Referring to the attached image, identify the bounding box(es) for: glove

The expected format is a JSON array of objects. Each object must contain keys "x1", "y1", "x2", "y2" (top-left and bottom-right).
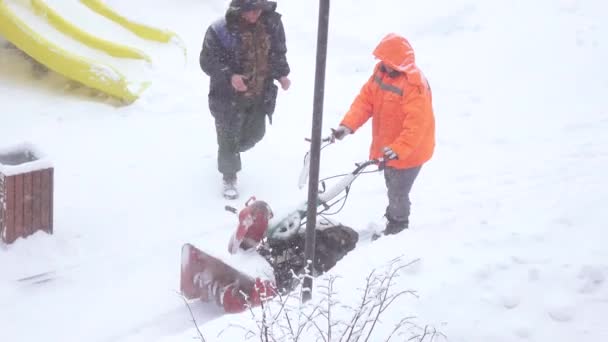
[
  {"x1": 331, "y1": 125, "x2": 352, "y2": 141},
  {"x1": 278, "y1": 76, "x2": 291, "y2": 90},
  {"x1": 383, "y1": 146, "x2": 398, "y2": 160}
]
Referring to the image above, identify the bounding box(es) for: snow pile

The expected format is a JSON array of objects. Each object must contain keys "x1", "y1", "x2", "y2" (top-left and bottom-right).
[
  {"x1": 4, "y1": 0, "x2": 152, "y2": 83},
  {"x1": 0, "y1": 142, "x2": 52, "y2": 176}
]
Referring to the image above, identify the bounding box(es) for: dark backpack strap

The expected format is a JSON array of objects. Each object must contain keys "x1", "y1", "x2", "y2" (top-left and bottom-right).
[{"x1": 211, "y1": 18, "x2": 237, "y2": 50}]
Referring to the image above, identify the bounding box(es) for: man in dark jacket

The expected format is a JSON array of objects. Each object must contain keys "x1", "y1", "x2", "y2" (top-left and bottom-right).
[{"x1": 200, "y1": 0, "x2": 291, "y2": 199}]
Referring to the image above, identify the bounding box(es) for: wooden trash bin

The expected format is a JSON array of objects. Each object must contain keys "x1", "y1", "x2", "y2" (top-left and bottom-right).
[{"x1": 0, "y1": 144, "x2": 53, "y2": 244}]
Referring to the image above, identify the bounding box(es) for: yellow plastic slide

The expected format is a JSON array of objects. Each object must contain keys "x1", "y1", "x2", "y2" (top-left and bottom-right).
[{"x1": 0, "y1": 0, "x2": 180, "y2": 103}]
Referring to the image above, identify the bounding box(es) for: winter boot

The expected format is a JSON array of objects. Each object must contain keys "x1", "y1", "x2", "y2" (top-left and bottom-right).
[
  {"x1": 384, "y1": 217, "x2": 408, "y2": 235},
  {"x1": 222, "y1": 173, "x2": 238, "y2": 200}
]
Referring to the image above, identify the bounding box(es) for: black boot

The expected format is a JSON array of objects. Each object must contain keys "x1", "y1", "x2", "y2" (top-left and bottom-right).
[{"x1": 384, "y1": 217, "x2": 408, "y2": 235}]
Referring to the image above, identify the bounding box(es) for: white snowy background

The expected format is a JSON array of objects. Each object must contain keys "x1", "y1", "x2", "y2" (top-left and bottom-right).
[{"x1": 1, "y1": 0, "x2": 607, "y2": 341}]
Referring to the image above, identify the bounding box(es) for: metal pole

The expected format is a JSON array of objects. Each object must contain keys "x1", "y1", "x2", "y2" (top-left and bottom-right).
[{"x1": 302, "y1": 0, "x2": 330, "y2": 303}]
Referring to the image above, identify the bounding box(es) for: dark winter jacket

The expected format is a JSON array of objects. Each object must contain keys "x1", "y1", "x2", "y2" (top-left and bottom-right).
[{"x1": 200, "y1": 1, "x2": 290, "y2": 116}]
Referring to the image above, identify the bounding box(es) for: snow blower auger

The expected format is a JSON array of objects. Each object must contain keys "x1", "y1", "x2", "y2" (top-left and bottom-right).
[{"x1": 180, "y1": 133, "x2": 386, "y2": 313}]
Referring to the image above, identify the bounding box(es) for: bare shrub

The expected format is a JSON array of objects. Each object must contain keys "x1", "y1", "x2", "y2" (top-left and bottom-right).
[{"x1": 183, "y1": 256, "x2": 447, "y2": 342}]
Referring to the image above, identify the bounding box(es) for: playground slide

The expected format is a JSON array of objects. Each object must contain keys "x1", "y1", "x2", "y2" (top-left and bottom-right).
[{"x1": 0, "y1": 0, "x2": 181, "y2": 103}]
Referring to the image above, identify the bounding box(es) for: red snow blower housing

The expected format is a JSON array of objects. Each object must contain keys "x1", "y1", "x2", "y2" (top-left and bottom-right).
[{"x1": 227, "y1": 197, "x2": 273, "y2": 254}]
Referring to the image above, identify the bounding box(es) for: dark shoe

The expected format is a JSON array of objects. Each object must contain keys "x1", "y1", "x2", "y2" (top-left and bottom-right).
[{"x1": 384, "y1": 218, "x2": 408, "y2": 235}]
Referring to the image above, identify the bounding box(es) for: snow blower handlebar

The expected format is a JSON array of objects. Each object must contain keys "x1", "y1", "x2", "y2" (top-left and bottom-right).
[
  {"x1": 298, "y1": 134, "x2": 336, "y2": 189},
  {"x1": 304, "y1": 136, "x2": 333, "y2": 143},
  {"x1": 268, "y1": 155, "x2": 385, "y2": 240},
  {"x1": 317, "y1": 158, "x2": 384, "y2": 204}
]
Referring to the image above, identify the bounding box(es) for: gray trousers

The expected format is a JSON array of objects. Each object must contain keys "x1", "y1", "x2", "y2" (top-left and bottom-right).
[
  {"x1": 214, "y1": 97, "x2": 266, "y2": 176},
  {"x1": 384, "y1": 165, "x2": 422, "y2": 224}
]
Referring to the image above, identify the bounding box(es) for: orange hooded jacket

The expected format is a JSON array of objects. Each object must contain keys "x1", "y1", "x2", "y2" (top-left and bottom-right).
[{"x1": 340, "y1": 33, "x2": 435, "y2": 169}]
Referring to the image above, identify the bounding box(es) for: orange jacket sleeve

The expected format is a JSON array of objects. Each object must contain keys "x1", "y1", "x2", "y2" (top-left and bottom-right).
[
  {"x1": 389, "y1": 86, "x2": 433, "y2": 159},
  {"x1": 340, "y1": 76, "x2": 374, "y2": 132}
]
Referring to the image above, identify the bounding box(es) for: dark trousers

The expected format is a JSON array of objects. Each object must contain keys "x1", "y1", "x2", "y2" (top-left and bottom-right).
[
  {"x1": 384, "y1": 165, "x2": 422, "y2": 224},
  {"x1": 214, "y1": 96, "x2": 267, "y2": 176}
]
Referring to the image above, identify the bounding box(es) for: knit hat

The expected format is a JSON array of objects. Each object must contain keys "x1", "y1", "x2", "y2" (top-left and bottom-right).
[{"x1": 229, "y1": 0, "x2": 273, "y2": 12}]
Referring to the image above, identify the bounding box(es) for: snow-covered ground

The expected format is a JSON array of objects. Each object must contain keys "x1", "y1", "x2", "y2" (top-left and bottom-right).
[{"x1": 1, "y1": 0, "x2": 607, "y2": 341}]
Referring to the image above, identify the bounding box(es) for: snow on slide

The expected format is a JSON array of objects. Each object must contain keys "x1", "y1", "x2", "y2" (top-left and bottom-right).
[{"x1": 0, "y1": 0, "x2": 180, "y2": 103}]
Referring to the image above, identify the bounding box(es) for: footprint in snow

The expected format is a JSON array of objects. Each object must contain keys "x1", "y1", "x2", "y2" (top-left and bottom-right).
[
  {"x1": 514, "y1": 326, "x2": 533, "y2": 339},
  {"x1": 547, "y1": 306, "x2": 575, "y2": 323},
  {"x1": 546, "y1": 293, "x2": 576, "y2": 323},
  {"x1": 577, "y1": 265, "x2": 605, "y2": 294},
  {"x1": 501, "y1": 295, "x2": 521, "y2": 310}
]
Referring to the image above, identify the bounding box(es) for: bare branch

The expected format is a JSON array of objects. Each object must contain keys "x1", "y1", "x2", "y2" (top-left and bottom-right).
[
  {"x1": 311, "y1": 319, "x2": 328, "y2": 342},
  {"x1": 364, "y1": 258, "x2": 420, "y2": 341},
  {"x1": 380, "y1": 290, "x2": 419, "y2": 314},
  {"x1": 295, "y1": 304, "x2": 322, "y2": 341},
  {"x1": 284, "y1": 309, "x2": 296, "y2": 341},
  {"x1": 406, "y1": 324, "x2": 448, "y2": 342},
  {"x1": 340, "y1": 269, "x2": 376, "y2": 342},
  {"x1": 323, "y1": 276, "x2": 338, "y2": 342},
  {"x1": 179, "y1": 294, "x2": 206, "y2": 342},
  {"x1": 259, "y1": 298, "x2": 269, "y2": 342},
  {"x1": 271, "y1": 288, "x2": 292, "y2": 322},
  {"x1": 384, "y1": 316, "x2": 416, "y2": 341},
  {"x1": 218, "y1": 323, "x2": 257, "y2": 340}
]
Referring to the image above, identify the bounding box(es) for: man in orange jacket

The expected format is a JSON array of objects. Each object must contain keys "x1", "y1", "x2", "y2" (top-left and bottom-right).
[{"x1": 332, "y1": 33, "x2": 435, "y2": 235}]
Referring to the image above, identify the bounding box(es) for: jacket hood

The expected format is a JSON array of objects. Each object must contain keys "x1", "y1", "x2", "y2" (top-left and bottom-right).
[
  {"x1": 226, "y1": 0, "x2": 277, "y2": 22},
  {"x1": 372, "y1": 33, "x2": 416, "y2": 73}
]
